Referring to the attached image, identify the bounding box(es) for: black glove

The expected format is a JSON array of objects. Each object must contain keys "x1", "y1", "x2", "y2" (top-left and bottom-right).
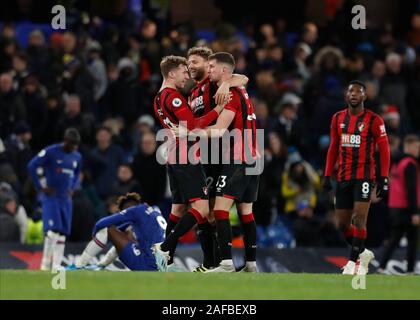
[
  {"x1": 322, "y1": 176, "x2": 332, "y2": 192},
  {"x1": 376, "y1": 176, "x2": 389, "y2": 199}
]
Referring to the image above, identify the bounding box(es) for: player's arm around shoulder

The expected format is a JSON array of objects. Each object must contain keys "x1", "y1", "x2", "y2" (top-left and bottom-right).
[{"x1": 214, "y1": 74, "x2": 249, "y2": 105}]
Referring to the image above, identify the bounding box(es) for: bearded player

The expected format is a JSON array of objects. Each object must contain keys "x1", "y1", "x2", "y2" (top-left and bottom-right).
[{"x1": 185, "y1": 47, "x2": 249, "y2": 272}]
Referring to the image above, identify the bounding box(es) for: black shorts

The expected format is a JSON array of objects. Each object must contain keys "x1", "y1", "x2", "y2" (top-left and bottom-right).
[
  {"x1": 167, "y1": 163, "x2": 209, "y2": 204},
  {"x1": 215, "y1": 163, "x2": 260, "y2": 203},
  {"x1": 335, "y1": 179, "x2": 374, "y2": 210},
  {"x1": 203, "y1": 163, "x2": 222, "y2": 198}
]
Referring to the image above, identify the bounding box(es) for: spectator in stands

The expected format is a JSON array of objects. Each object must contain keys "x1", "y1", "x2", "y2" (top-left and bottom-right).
[
  {"x1": 269, "y1": 95, "x2": 306, "y2": 152},
  {"x1": 79, "y1": 170, "x2": 106, "y2": 220},
  {"x1": 132, "y1": 131, "x2": 166, "y2": 205},
  {"x1": 21, "y1": 76, "x2": 47, "y2": 150},
  {"x1": 407, "y1": 46, "x2": 420, "y2": 131},
  {"x1": 381, "y1": 104, "x2": 401, "y2": 136},
  {"x1": 86, "y1": 41, "x2": 108, "y2": 103},
  {"x1": 406, "y1": 13, "x2": 420, "y2": 47},
  {"x1": 3, "y1": 122, "x2": 33, "y2": 184},
  {"x1": 26, "y1": 29, "x2": 49, "y2": 82},
  {"x1": 0, "y1": 185, "x2": 28, "y2": 243},
  {"x1": 288, "y1": 42, "x2": 312, "y2": 81},
  {"x1": 89, "y1": 126, "x2": 125, "y2": 199},
  {"x1": 282, "y1": 156, "x2": 320, "y2": 216},
  {"x1": 11, "y1": 52, "x2": 29, "y2": 90},
  {"x1": 253, "y1": 97, "x2": 272, "y2": 131},
  {"x1": 56, "y1": 94, "x2": 96, "y2": 145},
  {"x1": 0, "y1": 72, "x2": 26, "y2": 138},
  {"x1": 254, "y1": 132, "x2": 287, "y2": 226},
  {"x1": 281, "y1": 155, "x2": 322, "y2": 246},
  {"x1": 131, "y1": 114, "x2": 156, "y2": 154},
  {"x1": 300, "y1": 22, "x2": 319, "y2": 50},
  {"x1": 61, "y1": 55, "x2": 95, "y2": 112},
  {"x1": 0, "y1": 37, "x2": 18, "y2": 73},
  {"x1": 110, "y1": 163, "x2": 141, "y2": 197},
  {"x1": 69, "y1": 185, "x2": 96, "y2": 242},
  {"x1": 381, "y1": 53, "x2": 407, "y2": 122},
  {"x1": 102, "y1": 57, "x2": 147, "y2": 126},
  {"x1": 42, "y1": 93, "x2": 64, "y2": 146}
]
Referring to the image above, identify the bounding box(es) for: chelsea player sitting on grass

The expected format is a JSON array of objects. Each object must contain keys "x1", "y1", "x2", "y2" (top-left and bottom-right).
[{"x1": 71, "y1": 192, "x2": 167, "y2": 271}]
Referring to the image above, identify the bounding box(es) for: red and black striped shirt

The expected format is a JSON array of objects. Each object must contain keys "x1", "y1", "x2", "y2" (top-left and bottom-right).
[
  {"x1": 188, "y1": 76, "x2": 217, "y2": 117},
  {"x1": 153, "y1": 87, "x2": 219, "y2": 164},
  {"x1": 223, "y1": 87, "x2": 258, "y2": 163},
  {"x1": 324, "y1": 108, "x2": 389, "y2": 182}
]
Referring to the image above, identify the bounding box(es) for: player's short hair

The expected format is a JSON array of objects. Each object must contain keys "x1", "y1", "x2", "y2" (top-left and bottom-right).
[
  {"x1": 116, "y1": 192, "x2": 142, "y2": 211},
  {"x1": 208, "y1": 52, "x2": 235, "y2": 69},
  {"x1": 160, "y1": 55, "x2": 188, "y2": 78},
  {"x1": 63, "y1": 127, "x2": 81, "y2": 145},
  {"x1": 187, "y1": 46, "x2": 213, "y2": 60},
  {"x1": 348, "y1": 80, "x2": 366, "y2": 91},
  {"x1": 403, "y1": 134, "x2": 420, "y2": 146}
]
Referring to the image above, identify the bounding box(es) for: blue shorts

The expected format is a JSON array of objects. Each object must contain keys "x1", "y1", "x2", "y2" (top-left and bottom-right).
[
  {"x1": 119, "y1": 242, "x2": 157, "y2": 271},
  {"x1": 42, "y1": 196, "x2": 72, "y2": 235}
]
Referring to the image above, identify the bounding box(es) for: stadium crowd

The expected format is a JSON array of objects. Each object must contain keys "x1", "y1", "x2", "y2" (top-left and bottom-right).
[{"x1": 0, "y1": 4, "x2": 420, "y2": 250}]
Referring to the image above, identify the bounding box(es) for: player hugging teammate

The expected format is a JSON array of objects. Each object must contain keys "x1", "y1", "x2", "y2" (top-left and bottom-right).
[{"x1": 152, "y1": 49, "x2": 261, "y2": 272}]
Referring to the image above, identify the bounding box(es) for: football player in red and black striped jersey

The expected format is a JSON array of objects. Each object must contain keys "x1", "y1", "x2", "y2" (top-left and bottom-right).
[
  {"x1": 152, "y1": 55, "x2": 228, "y2": 270},
  {"x1": 190, "y1": 52, "x2": 260, "y2": 273},
  {"x1": 187, "y1": 47, "x2": 249, "y2": 272},
  {"x1": 323, "y1": 80, "x2": 390, "y2": 275}
]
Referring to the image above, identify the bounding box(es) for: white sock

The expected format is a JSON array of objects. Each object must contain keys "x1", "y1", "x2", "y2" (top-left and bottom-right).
[
  {"x1": 220, "y1": 259, "x2": 234, "y2": 266},
  {"x1": 40, "y1": 231, "x2": 58, "y2": 270},
  {"x1": 76, "y1": 228, "x2": 108, "y2": 267},
  {"x1": 52, "y1": 235, "x2": 66, "y2": 271},
  {"x1": 98, "y1": 246, "x2": 118, "y2": 267},
  {"x1": 246, "y1": 261, "x2": 256, "y2": 268}
]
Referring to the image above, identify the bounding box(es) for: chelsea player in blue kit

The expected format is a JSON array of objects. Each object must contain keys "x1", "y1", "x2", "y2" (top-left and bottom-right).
[
  {"x1": 76, "y1": 193, "x2": 166, "y2": 271},
  {"x1": 27, "y1": 128, "x2": 82, "y2": 271}
]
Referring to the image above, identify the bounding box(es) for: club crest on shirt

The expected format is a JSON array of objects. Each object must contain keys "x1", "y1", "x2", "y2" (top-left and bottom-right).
[
  {"x1": 172, "y1": 98, "x2": 182, "y2": 107},
  {"x1": 358, "y1": 123, "x2": 365, "y2": 132}
]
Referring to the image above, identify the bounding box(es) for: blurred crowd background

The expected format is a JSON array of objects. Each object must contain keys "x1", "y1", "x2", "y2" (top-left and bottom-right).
[{"x1": 0, "y1": 0, "x2": 419, "y2": 250}]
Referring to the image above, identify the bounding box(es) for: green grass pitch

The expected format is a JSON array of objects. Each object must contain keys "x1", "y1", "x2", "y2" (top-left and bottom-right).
[{"x1": 1, "y1": 270, "x2": 419, "y2": 300}]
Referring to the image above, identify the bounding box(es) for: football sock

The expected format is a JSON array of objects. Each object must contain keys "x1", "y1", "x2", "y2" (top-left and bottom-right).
[
  {"x1": 40, "y1": 230, "x2": 57, "y2": 270},
  {"x1": 76, "y1": 228, "x2": 107, "y2": 267},
  {"x1": 161, "y1": 209, "x2": 204, "y2": 253},
  {"x1": 98, "y1": 246, "x2": 118, "y2": 267},
  {"x1": 52, "y1": 235, "x2": 66, "y2": 270},
  {"x1": 214, "y1": 210, "x2": 232, "y2": 260},
  {"x1": 212, "y1": 224, "x2": 221, "y2": 266},
  {"x1": 350, "y1": 228, "x2": 367, "y2": 262},
  {"x1": 240, "y1": 213, "x2": 257, "y2": 262},
  {"x1": 197, "y1": 221, "x2": 215, "y2": 268},
  {"x1": 343, "y1": 224, "x2": 355, "y2": 246},
  {"x1": 166, "y1": 213, "x2": 181, "y2": 264}
]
